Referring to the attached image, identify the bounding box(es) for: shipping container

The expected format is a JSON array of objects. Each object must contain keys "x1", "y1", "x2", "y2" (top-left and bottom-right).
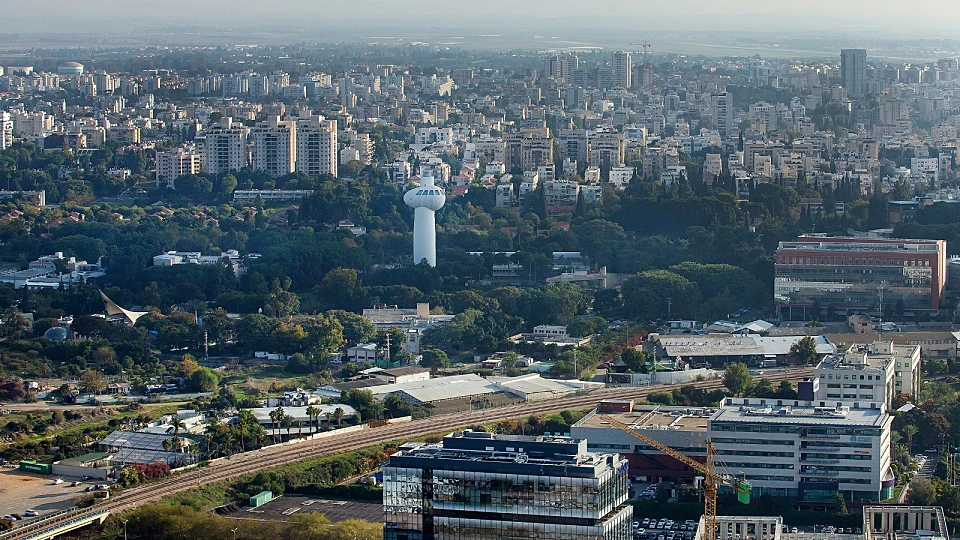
[
  {"x1": 19, "y1": 460, "x2": 51, "y2": 474},
  {"x1": 249, "y1": 491, "x2": 273, "y2": 507}
]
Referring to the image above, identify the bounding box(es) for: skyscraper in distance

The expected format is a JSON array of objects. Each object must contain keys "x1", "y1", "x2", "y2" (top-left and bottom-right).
[
  {"x1": 612, "y1": 51, "x2": 632, "y2": 89},
  {"x1": 404, "y1": 176, "x2": 445, "y2": 266},
  {"x1": 841, "y1": 49, "x2": 867, "y2": 98}
]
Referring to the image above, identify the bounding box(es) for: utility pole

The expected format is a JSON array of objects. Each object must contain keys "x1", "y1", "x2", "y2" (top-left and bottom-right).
[
  {"x1": 204, "y1": 330, "x2": 209, "y2": 361},
  {"x1": 384, "y1": 333, "x2": 391, "y2": 366},
  {"x1": 878, "y1": 281, "x2": 886, "y2": 340},
  {"x1": 667, "y1": 297, "x2": 672, "y2": 320}
]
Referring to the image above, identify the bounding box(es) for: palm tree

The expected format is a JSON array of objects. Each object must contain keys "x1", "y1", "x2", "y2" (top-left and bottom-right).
[
  {"x1": 236, "y1": 409, "x2": 257, "y2": 452},
  {"x1": 161, "y1": 438, "x2": 172, "y2": 462},
  {"x1": 368, "y1": 401, "x2": 385, "y2": 422},
  {"x1": 324, "y1": 412, "x2": 333, "y2": 431},
  {"x1": 334, "y1": 407, "x2": 345, "y2": 429},
  {"x1": 903, "y1": 424, "x2": 919, "y2": 453},
  {"x1": 166, "y1": 415, "x2": 187, "y2": 452},
  {"x1": 305, "y1": 405, "x2": 320, "y2": 434},
  {"x1": 268, "y1": 407, "x2": 284, "y2": 444},
  {"x1": 281, "y1": 414, "x2": 294, "y2": 441}
]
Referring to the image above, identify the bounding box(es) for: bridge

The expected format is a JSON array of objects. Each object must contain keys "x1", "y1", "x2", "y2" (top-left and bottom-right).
[{"x1": 0, "y1": 507, "x2": 108, "y2": 540}]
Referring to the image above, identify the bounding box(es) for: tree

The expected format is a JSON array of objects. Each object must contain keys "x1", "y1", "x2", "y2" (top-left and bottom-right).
[
  {"x1": 179, "y1": 355, "x2": 200, "y2": 377},
  {"x1": 788, "y1": 336, "x2": 818, "y2": 366},
  {"x1": 420, "y1": 349, "x2": 450, "y2": 372},
  {"x1": 80, "y1": 369, "x2": 107, "y2": 395},
  {"x1": 187, "y1": 367, "x2": 220, "y2": 393},
  {"x1": 723, "y1": 363, "x2": 752, "y2": 396},
  {"x1": 834, "y1": 492, "x2": 848, "y2": 515},
  {"x1": 269, "y1": 407, "x2": 285, "y2": 443},
  {"x1": 622, "y1": 270, "x2": 702, "y2": 321},
  {"x1": 166, "y1": 416, "x2": 187, "y2": 452},
  {"x1": 334, "y1": 407, "x2": 345, "y2": 428},
  {"x1": 907, "y1": 478, "x2": 937, "y2": 506},
  {"x1": 621, "y1": 348, "x2": 647, "y2": 373},
  {"x1": 325, "y1": 310, "x2": 376, "y2": 346},
  {"x1": 305, "y1": 405, "x2": 320, "y2": 434},
  {"x1": 902, "y1": 424, "x2": 919, "y2": 453}
]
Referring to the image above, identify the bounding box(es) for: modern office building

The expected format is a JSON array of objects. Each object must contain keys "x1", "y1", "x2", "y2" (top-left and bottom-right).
[
  {"x1": 774, "y1": 236, "x2": 948, "y2": 316},
  {"x1": 841, "y1": 49, "x2": 868, "y2": 98},
  {"x1": 383, "y1": 430, "x2": 633, "y2": 540},
  {"x1": 574, "y1": 397, "x2": 893, "y2": 507},
  {"x1": 295, "y1": 116, "x2": 338, "y2": 178},
  {"x1": 156, "y1": 146, "x2": 202, "y2": 187},
  {"x1": 203, "y1": 117, "x2": 248, "y2": 175},
  {"x1": 812, "y1": 342, "x2": 922, "y2": 406},
  {"x1": 250, "y1": 116, "x2": 296, "y2": 177},
  {"x1": 710, "y1": 397, "x2": 893, "y2": 505},
  {"x1": 612, "y1": 51, "x2": 632, "y2": 89},
  {"x1": 812, "y1": 347, "x2": 896, "y2": 411}
]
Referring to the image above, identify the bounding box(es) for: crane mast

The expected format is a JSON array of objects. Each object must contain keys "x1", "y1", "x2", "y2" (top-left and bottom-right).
[{"x1": 599, "y1": 414, "x2": 750, "y2": 540}]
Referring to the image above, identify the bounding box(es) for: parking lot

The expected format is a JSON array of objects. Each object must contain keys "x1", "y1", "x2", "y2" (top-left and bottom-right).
[
  {"x1": 632, "y1": 517, "x2": 701, "y2": 540},
  {"x1": 244, "y1": 495, "x2": 382, "y2": 523},
  {"x1": 0, "y1": 469, "x2": 89, "y2": 522}
]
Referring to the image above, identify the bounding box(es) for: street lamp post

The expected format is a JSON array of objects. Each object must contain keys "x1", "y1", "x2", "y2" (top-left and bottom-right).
[
  {"x1": 123, "y1": 519, "x2": 128, "y2": 540},
  {"x1": 231, "y1": 526, "x2": 239, "y2": 540}
]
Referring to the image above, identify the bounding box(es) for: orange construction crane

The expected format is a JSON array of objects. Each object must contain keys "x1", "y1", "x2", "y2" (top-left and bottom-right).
[{"x1": 600, "y1": 414, "x2": 751, "y2": 540}]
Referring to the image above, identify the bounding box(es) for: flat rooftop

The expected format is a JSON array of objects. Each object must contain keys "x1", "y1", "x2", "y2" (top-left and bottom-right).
[
  {"x1": 714, "y1": 399, "x2": 889, "y2": 427},
  {"x1": 578, "y1": 405, "x2": 712, "y2": 432}
]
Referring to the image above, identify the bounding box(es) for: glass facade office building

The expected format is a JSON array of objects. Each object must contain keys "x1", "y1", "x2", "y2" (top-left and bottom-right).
[{"x1": 384, "y1": 430, "x2": 632, "y2": 540}]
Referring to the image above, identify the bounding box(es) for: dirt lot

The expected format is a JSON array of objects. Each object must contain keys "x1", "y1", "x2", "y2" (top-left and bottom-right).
[
  {"x1": 241, "y1": 495, "x2": 382, "y2": 523},
  {"x1": 0, "y1": 468, "x2": 89, "y2": 520}
]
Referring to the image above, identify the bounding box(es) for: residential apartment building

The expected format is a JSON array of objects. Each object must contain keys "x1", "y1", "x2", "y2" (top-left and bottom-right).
[
  {"x1": 156, "y1": 146, "x2": 202, "y2": 187},
  {"x1": 774, "y1": 236, "x2": 948, "y2": 315},
  {"x1": 841, "y1": 49, "x2": 867, "y2": 98},
  {"x1": 589, "y1": 131, "x2": 626, "y2": 171},
  {"x1": 505, "y1": 127, "x2": 553, "y2": 173},
  {"x1": 203, "y1": 117, "x2": 248, "y2": 175},
  {"x1": 295, "y1": 115, "x2": 337, "y2": 178},
  {"x1": 383, "y1": 431, "x2": 633, "y2": 540},
  {"x1": 250, "y1": 116, "x2": 296, "y2": 177},
  {"x1": 612, "y1": 51, "x2": 632, "y2": 89},
  {"x1": 712, "y1": 92, "x2": 733, "y2": 137},
  {"x1": 0, "y1": 112, "x2": 12, "y2": 150}
]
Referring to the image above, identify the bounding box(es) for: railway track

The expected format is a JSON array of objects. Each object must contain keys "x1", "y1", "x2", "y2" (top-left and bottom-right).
[
  {"x1": 4, "y1": 369, "x2": 812, "y2": 538},
  {"x1": 103, "y1": 369, "x2": 811, "y2": 512}
]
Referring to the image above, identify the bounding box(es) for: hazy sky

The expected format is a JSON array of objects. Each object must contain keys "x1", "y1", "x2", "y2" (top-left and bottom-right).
[{"x1": 7, "y1": 1, "x2": 960, "y2": 36}]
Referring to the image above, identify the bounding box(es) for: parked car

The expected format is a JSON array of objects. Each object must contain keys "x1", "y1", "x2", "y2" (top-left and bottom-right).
[{"x1": 23, "y1": 510, "x2": 37, "y2": 517}]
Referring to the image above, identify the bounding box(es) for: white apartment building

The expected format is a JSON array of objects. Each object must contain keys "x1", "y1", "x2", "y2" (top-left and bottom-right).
[
  {"x1": 0, "y1": 112, "x2": 11, "y2": 150},
  {"x1": 295, "y1": 116, "x2": 337, "y2": 178},
  {"x1": 250, "y1": 116, "x2": 296, "y2": 177},
  {"x1": 608, "y1": 166, "x2": 634, "y2": 190},
  {"x1": 711, "y1": 397, "x2": 893, "y2": 504},
  {"x1": 203, "y1": 118, "x2": 248, "y2": 175},
  {"x1": 712, "y1": 92, "x2": 734, "y2": 137},
  {"x1": 814, "y1": 349, "x2": 895, "y2": 411},
  {"x1": 544, "y1": 179, "x2": 580, "y2": 206},
  {"x1": 156, "y1": 146, "x2": 202, "y2": 187}
]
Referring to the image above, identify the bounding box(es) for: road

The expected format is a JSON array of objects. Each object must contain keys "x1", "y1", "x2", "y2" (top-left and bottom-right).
[{"x1": 2, "y1": 368, "x2": 813, "y2": 539}]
